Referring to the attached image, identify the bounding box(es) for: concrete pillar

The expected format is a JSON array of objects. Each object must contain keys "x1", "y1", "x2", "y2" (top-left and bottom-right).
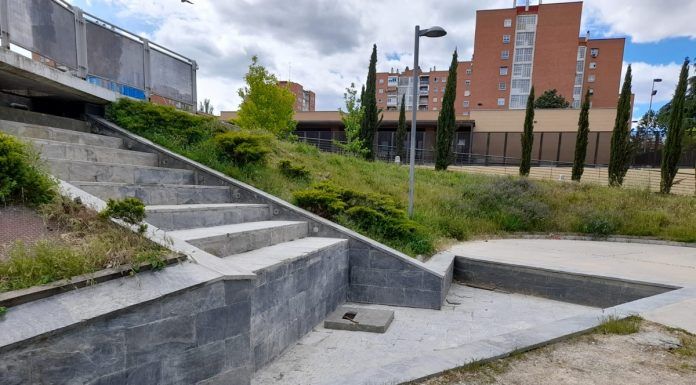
[
  {"x1": 0, "y1": 0, "x2": 10, "y2": 50},
  {"x1": 191, "y1": 59, "x2": 198, "y2": 110},
  {"x1": 73, "y1": 6, "x2": 89, "y2": 78},
  {"x1": 142, "y1": 38, "x2": 151, "y2": 99}
]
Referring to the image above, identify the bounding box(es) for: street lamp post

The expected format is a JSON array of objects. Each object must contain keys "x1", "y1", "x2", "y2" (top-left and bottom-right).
[
  {"x1": 408, "y1": 25, "x2": 447, "y2": 217},
  {"x1": 649, "y1": 78, "x2": 662, "y2": 164}
]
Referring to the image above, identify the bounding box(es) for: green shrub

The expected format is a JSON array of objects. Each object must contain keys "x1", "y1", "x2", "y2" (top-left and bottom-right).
[
  {"x1": 0, "y1": 306, "x2": 6, "y2": 316},
  {"x1": 100, "y1": 197, "x2": 146, "y2": 227},
  {"x1": 578, "y1": 213, "x2": 618, "y2": 237},
  {"x1": 0, "y1": 133, "x2": 55, "y2": 206},
  {"x1": 465, "y1": 177, "x2": 549, "y2": 232},
  {"x1": 106, "y1": 98, "x2": 226, "y2": 147},
  {"x1": 595, "y1": 315, "x2": 642, "y2": 335},
  {"x1": 215, "y1": 131, "x2": 272, "y2": 165},
  {"x1": 279, "y1": 160, "x2": 311, "y2": 180},
  {"x1": 294, "y1": 183, "x2": 434, "y2": 255}
]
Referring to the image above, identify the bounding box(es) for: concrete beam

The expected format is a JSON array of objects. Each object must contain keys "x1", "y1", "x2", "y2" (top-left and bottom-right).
[{"x1": 0, "y1": 48, "x2": 117, "y2": 104}]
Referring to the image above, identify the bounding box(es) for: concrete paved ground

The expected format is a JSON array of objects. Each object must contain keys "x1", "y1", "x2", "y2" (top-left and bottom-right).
[
  {"x1": 450, "y1": 239, "x2": 696, "y2": 333},
  {"x1": 252, "y1": 284, "x2": 601, "y2": 385}
]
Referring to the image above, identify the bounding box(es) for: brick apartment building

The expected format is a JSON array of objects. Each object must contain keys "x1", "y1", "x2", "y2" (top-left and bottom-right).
[
  {"x1": 376, "y1": 1, "x2": 624, "y2": 116},
  {"x1": 279, "y1": 81, "x2": 316, "y2": 112},
  {"x1": 225, "y1": 1, "x2": 628, "y2": 165}
]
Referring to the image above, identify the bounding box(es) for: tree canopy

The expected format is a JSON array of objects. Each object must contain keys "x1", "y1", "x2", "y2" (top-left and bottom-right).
[
  {"x1": 236, "y1": 56, "x2": 296, "y2": 137},
  {"x1": 534, "y1": 89, "x2": 570, "y2": 109}
]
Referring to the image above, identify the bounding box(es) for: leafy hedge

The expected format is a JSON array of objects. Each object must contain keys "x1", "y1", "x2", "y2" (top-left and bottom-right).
[
  {"x1": 0, "y1": 133, "x2": 55, "y2": 206},
  {"x1": 106, "y1": 98, "x2": 227, "y2": 148},
  {"x1": 215, "y1": 131, "x2": 272, "y2": 165},
  {"x1": 294, "y1": 182, "x2": 434, "y2": 255}
]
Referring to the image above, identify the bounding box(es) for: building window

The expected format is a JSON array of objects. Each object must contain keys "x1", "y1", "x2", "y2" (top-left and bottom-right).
[
  {"x1": 378, "y1": 89, "x2": 384, "y2": 94},
  {"x1": 588, "y1": 88, "x2": 594, "y2": 95},
  {"x1": 503, "y1": 35, "x2": 511, "y2": 44},
  {"x1": 465, "y1": 80, "x2": 471, "y2": 90},
  {"x1": 466, "y1": 68, "x2": 472, "y2": 75},
  {"x1": 498, "y1": 82, "x2": 507, "y2": 91},
  {"x1": 499, "y1": 66, "x2": 509, "y2": 76},
  {"x1": 504, "y1": 18, "x2": 512, "y2": 27},
  {"x1": 433, "y1": 97, "x2": 438, "y2": 103},
  {"x1": 441, "y1": 87, "x2": 446, "y2": 92},
  {"x1": 588, "y1": 74, "x2": 596, "y2": 83},
  {"x1": 497, "y1": 98, "x2": 506, "y2": 106},
  {"x1": 511, "y1": 79, "x2": 530, "y2": 93},
  {"x1": 463, "y1": 100, "x2": 470, "y2": 107},
  {"x1": 510, "y1": 95, "x2": 527, "y2": 109},
  {"x1": 433, "y1": 107, "x2": 438, "y2": 111},
  {"x1": 514, "y1": 47, "x2": 533, "y2": 62},
  {"x1": 589, "y1": 62, "x2": 597, "y2": 69},
  {"x1": 512, "y1": 63, "x2": 532, "y2": 77},
  {"x1": 590, "y1": 48, "x2": 599, "y2": 57},
  {"x1": 501, "y1": 50, "x2": 510, "y2": 60},
  {"x1": 516, "y1": 32, "x2": 535, "y2": 46},
  {"x1": 433, "y1": 77, "x2": 437, "y2": 82},
  {"x1": 464, "y1": 90, "x2": 471, "y2": 96},
  {"x1": 442, "y1": 77, "x2": 447, "y2": 83},
  {"x1": 387, "y1": 76, "x2": 398, "y2": 86},
  {"x1": 379, "y1": 79, "x2": 384, "y2": 84},
  {"x1": 516, "y1": 15, "x2": 537, "y2": 31}
]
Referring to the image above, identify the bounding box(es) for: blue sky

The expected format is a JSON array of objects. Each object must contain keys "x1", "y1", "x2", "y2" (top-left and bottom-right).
[{"x1": 68, "y1": 0, "x2": 694, "y2": 120}]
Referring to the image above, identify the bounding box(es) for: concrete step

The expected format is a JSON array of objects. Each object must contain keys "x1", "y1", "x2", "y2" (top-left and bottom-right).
[
  {"x1": 47, "y1": 159, "x2": 194, "y2": 185},
  {"x1": 70, "y1": 182, "x2": 232, "y2": 205},
  {"x1": 0, "y1": 106, "x2": 90, "y2": 132},
  {"x1": 28, "y1": 139, "x2": 157, "y2": 167},
  {"x1": 168, "y1": 221, "x2": 309, "y2": 257},
  {"x1": 145, "y1": 203, "x2": 271, "y2": 231},
  {"x1": 0, "y1": 120, "x2": 123, "y2": 148},
  {"x1": 224, "y1": 237, "x2": 348, "y2": 272}
]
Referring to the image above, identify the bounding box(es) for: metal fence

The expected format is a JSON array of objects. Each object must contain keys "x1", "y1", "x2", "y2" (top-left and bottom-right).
[
  {"x1": 0, "y1": 0, "x2": 197, "y2": 108},
  {"x1": 296, "y1": 136, "x2": 695, "y2": 195}
]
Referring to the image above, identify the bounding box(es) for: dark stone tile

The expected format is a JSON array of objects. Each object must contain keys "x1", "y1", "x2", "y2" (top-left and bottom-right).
[
  {"x1": 385, "y1": 270, "x2": 423, "y2": 289},
  {"x1": 161, "y1": 283, "x2": 225, "y2": 318},
  {"x1": 350, "y1": 267, "x2": 387, "y2": 286},
  {"x1": 125, "y1": 315, "x2": 195, "y2": 367},
  {"x1": 161, "y1": 341, "x2": 226, "y2": 385},
  {"x1": 225, "y1": 280, "x2": 253, "y2": 305},
  {"x1": 196, "y1": 366, "x2": 251, "y2": 385},
  {"x1": 369, "y1": 252, "x2": 407, "y2": 270},
  {"x1": 224, "y1": 333, "x2": 251, "y2": 369}
]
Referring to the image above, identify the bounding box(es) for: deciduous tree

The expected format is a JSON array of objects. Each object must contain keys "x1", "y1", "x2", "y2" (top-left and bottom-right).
[{"x1": 236, "y1": 56, "x2": 296, "y2": 137}]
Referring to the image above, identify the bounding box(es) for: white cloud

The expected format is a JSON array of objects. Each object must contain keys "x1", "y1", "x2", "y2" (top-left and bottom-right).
[
  {"x1": 623, "y1": 61, "x2": 683, "y2": 106},
  {"x1": 581, "y1": 0, "x2": 696, "y2": 43}
]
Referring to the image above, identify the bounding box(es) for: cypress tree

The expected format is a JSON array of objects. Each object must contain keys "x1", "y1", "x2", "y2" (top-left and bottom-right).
[
  {"x1": 435, "y1": 50, "x2": 458, "y2": 171},
  {"x1": 572, "y1": 89, "x2": 591, "y2": 181},
  {"x1": 396, "y1": 94, "x2": 407, "y2": 161},
  {"x1": 608, "y1": 65, "x2": 633, "y2": 186},
  {"x1": 660, "y1": 58, "x2": 691, "y2": 193},
  {"x1": 519, "y1": 86, "x2": 535, "y2": 176},
  {"x1": 359, "y1": 44, "x2": 380, "y2": 160}
]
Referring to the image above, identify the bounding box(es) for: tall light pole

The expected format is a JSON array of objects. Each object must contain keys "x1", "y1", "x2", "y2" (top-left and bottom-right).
[
  {"x1": 408, "y1": 25, "x2": 447, "y2": 217},
  {"x1": 649, "y1": 78, "x2": 662, "y2": 161}
]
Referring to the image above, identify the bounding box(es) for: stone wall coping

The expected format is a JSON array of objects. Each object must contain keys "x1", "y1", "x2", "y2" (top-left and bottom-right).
[
  {"x1": 88, "y1": 116, "x2": 445, "y2": 279},
  {"x1": 0, "y1": 262, "x2": 223, "y2": 351}
]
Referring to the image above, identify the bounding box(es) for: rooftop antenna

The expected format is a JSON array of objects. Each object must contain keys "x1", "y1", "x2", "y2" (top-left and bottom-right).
[
  {"x1": 525, "y1": 0, "x2": 530, "y2": 11},
  {"x1": 288, "y1": 62, "x2": 292, "y2": 83}
]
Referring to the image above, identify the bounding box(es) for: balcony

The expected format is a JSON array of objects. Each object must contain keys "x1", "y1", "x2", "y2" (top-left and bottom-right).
[{"x1": 419, "y1": 86, "x2": 429, "y2": 95}]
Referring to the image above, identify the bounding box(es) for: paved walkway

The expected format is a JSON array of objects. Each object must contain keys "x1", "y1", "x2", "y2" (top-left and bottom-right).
[
  {"x1": 450, "y1": 239, "x2": 696, "y2": 333},
  {"x1": 253, "y1": 284, "x2": 600, "y2": 385}
]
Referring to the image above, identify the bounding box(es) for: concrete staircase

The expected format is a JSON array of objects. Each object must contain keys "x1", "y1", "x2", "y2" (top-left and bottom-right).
[
  {"x1": 0, "y1": 112, "x2": 447, "y2": 377},
  {"x1": 0, "y1": 117, "x2": 346, "y2": 271}
]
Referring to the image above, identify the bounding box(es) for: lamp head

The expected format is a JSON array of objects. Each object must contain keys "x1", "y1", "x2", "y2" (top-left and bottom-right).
[{"x1": 420, "y1": 26, "x2": 447, "y2": 38}]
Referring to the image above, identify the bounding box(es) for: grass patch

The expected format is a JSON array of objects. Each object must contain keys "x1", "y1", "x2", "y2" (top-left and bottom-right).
[
  {"x1": 0, "y1": 196, "x2": 168, "y2": 293},
  {"x1": 106, "y1": 100, "x2": 696, "y2": 256},
  {"x1": 595, "y1": 315, "x2": 643, "y2": 335},
  {"x1": 673, "y1": 332, "x2": 696, "y2": 358}
]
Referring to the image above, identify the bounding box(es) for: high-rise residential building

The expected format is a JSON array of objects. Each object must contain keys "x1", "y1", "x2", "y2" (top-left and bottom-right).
[
  {"x1": 376, "y1": 1, "x2": 624, "y2": 115},
  {"x1": 279, "y1": 81, "x2": 316, "y2": 112}
]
